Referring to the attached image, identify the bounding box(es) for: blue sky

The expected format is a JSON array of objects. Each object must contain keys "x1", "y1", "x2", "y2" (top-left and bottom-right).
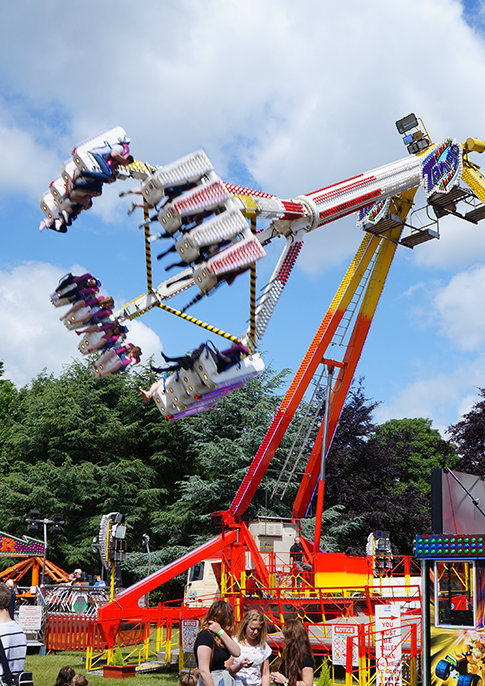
[{"x1": 1, "y1": 0, "x2": 485, "y2": 436}]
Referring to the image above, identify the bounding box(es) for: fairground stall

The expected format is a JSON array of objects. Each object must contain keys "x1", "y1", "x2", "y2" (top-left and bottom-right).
[{"x1": 415, "y1": 469, "x2": 485, "y2": 686}]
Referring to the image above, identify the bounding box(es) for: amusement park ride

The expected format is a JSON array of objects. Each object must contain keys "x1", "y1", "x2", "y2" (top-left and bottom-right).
[{"x1": 41, "y1": 115, "x2": 485, "y2": 681}]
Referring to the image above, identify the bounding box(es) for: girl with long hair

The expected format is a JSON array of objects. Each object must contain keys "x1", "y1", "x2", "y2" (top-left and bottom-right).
[
  {"x1": 194, "y1": 600, "x2": 241, "y2": 686},
  {"x1": 228, "y1": 610, "x2": 271, "y2": 686},
  {"x1": 270, "y1": 620, "x2": 314, "y2": 686}
]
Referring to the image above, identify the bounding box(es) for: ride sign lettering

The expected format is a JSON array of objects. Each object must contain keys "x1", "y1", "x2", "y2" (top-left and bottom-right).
[{"x1": 421, "y1": 139, "x2": 462, "y2": 197}]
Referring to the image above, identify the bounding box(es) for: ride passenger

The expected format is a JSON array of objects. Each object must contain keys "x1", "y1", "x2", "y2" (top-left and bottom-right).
[
  {"x1": 59, "y1": 296, "x2": 114, "y2": 322},
  {"x1": 80, "y1": 323, "x2": 128, "y2": 353},
  {"x1": 77, "y1": 297, "x2": 115, "y2": 327},
  {"x1": 228, "y1": 610, "x2": 271, "y2": 686},
  {"x1": 270, "y1": 620, "x2": 314, "y2": 686},
  {"x1": 153, "y1": 341, "x2": 249, "y2": 374},
  {"x1": 87, "y1": 141, "x2": 134, "y2": 180},
  {"x1": 51, "y1": 273, "x2": 100, "y2": 304},
  {"x1": 93, "y1": 343, "x2": 141, "y2": 378},
  {"x1": 116, "y1": 343, "x2": 142, "y2": 368},
  {"x1": 139, "y1": 378, "x2": 164, "y2": 402},
  {"x1": 213, "y1": 342, "x2": 250, "y2": 373},
  {"x1": 194, "y1": 600, "x2": 240, "y2": 686}
]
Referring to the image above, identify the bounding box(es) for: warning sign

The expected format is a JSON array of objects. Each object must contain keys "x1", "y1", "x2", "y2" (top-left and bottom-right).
[
  {"x1": 18, "y1": 605, "x2": 43, "y2": 632},
  {"x1": 375, "y1": 604, "x2": 402, "y2": 686},
  {"x1": 331, "y1": 623, "x2": 359, "y2": 667},
  {"x1": 181, "y1": 619, "x2": 199, "y2": 652}
]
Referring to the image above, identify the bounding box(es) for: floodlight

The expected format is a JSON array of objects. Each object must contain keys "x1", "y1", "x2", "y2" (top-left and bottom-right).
[
  {"x1": 112, "y1": 524, "x2": 127, "y2": 540},
  {"x1": 407, "y1": 137, "x2": 431, "y2": 155},
  {"x1": 396, "y1": 113, "x2": 418, "y2": 134}
]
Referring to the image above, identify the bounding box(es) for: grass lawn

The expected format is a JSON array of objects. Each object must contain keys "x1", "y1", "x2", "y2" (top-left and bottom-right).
[{"x1": 26, "y1": 651, "x2": 180, "y2": 686}]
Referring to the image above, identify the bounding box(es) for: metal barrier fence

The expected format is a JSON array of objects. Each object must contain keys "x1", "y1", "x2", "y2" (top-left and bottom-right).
[
  {"x1": 45, "y1": 615, "x2": 105, "y2": 652},
  {"x1": 36, "y1": 584, "x2": 110, "y2": 651},
  {"x1": 40, "y1": 584, "x2": 110, "y2": 616}
]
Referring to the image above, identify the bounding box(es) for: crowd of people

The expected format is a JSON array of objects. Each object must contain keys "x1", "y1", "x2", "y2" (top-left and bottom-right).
[
  {"x1": 40, "y1": 138, "x2": 133, "y2": 234},
  {"x1": 0, "y1": 582, "x2": 313, "y2": 685},
  {"x1": 65, "y1": 569, "x2": 106, "y2": 587},
  {"x1": 194, "y1": 600, "x2": 314, "y2": 686},
  {"x1": 50, "y1": 272, "x2": 141, "y2": 376}
]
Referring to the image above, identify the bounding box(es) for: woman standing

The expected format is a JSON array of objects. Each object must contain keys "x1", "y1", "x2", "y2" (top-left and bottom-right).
[
  {"x1": 194, "y1": 600, "x2": 241, "y2": 686},
  {"x1": 270, "y1": 620, "x2": 314, "y2": 686},
  {"x1": 228, "y1": 610, "x2": 271, "y2": 686}
]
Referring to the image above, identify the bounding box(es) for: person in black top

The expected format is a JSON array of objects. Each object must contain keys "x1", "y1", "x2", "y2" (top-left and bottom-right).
[
  {"x1": 194, "y1": 600, "x2": 241, "y2": 686},
  {"x1": 289, "y1": 537, "x2": 311, "y2": 573},
  {"x1": 270, "y1": 620, "x2": 314, "y2": 686}
]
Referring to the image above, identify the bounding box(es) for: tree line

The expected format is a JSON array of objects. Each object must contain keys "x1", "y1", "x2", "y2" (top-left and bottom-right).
[{"x1": 0, "y1": 358, "x2": 480, "y2": 595}]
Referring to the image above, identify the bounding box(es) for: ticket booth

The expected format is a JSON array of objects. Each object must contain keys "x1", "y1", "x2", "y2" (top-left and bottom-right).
[{"x1": 415, "y1": 469, "x2": 485, "y2": 686}]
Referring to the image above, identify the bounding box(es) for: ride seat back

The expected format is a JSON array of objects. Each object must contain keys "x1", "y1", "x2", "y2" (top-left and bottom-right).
[
  {"x1": 164, "y1": 373, "x2": 194, "y2": 409},
  {"x1": 40, "y1": 192, "x2": 61, "y2": 220},
  {"x1": 211, "y1": 353, "x2": 265, "y2": 388},
  {"x1": 178, "y1": 368, "x2": 207, "y2": 396},
  {"x1": 193, "y1": 347, "x2": 219, "y2": 388},
  {"x1": 72, "y1": 126, "x2": 127, "y2": 168},
  {"x1": 142, "y1": 173, "x2": 167, "y2": 208},
  {"x1": 92, "y1": 349, "x2": 123, "y2": 378},
  {"x1": 153, "y1": 387, "x2": 177, "y2": 417},
  {"x1": 49, "y1": 176, "x2": 67, "y2": 203},
  {"x1": 63, "y1": 306, "x2": 91, "y2": 330},
  {"x1": 175, "y1": 235, "x2": 200, "y2": 263},
  {"x1": 78, "y1": 331, "x2": 105, "y2": 355},
  {"x1": 50, "y1": 295, "x2": 72, "y2": 307},
  {"x1": 73, "y1": 149, "x2": 106, "y2": 176},
  {"x1": 192, "y1": 266, "x2": 218, "y2": 294},
  {"x1": 61, "y1": 159, "x2": 78, "y2": 183}
]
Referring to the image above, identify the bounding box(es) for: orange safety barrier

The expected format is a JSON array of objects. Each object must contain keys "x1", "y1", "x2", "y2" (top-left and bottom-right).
[{"x1": 45, "y1": 615, "x2": 105, "y2": 651}]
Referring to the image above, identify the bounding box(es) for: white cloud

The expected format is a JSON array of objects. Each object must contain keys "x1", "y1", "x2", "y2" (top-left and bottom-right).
[
  {"x1": 0, "y1": 263, "x2": 79, "y2": 386},
  {"x1": 0, "y1": 121, "x2": 61, "y2": 199},
  {"x1": 433, "y1": 265, "x2": 485, "y2": 350},
  {"x1": 374, "y1": 355, "x2": 485, "y2": 435},
  {"x1": 413, "y1": 214, "x2": 485, "y2": 270},
  {"x1": 124, "y1": 319, "x2": 163, "y2": 364},
  {"x1": 2, "y1": 0, "x2": 485, "y2": 239},
  {"x1": 1, "y1": 0, "x2": 485, "y2": 431}
]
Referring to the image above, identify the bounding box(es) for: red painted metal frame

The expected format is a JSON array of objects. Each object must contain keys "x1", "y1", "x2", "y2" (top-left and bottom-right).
[
  {"x1": 95, "y1": 191, "x2": 418, "y2": 648},
  {"x1": 97, "y1": 530, "x2": 237, "y2": 645}
]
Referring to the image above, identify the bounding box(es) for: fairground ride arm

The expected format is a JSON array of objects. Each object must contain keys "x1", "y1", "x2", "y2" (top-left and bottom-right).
[{"x1": 229, "y1": 135, "x2": 485, "y2": 518}]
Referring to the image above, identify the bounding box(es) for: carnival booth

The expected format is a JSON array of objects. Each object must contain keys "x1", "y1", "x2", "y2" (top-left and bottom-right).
[{"x1": 415, "y1": 469, "x2": 485, "y2": 686}]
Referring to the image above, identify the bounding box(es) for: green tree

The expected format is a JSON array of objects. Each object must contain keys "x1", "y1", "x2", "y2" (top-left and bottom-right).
[
  {"x1": 0, "y1": 361, "x2": 17, "y2": 446},
  {"x1": 0, "y1": 358, "x2": 190, "y2": 573},
  {"x1": 373, "y1": 417, "x2": 458, "y2": 495},
  {"x1": 323, "y1": 386, "x2": 457, "y2": 554},
  {"x1": 150, "y1": 366, "x2": 293, "y2": 552},
  {"x1": 447, "y1": 388, "x2": 485, "y2": 472},
  {"x1": 301, "y1": 504, "x2": 364, "y2": 552}
]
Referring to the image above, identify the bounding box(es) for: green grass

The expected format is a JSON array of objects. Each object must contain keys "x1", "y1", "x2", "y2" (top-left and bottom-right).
[{"x1": 26, "y1": 651, "x2": 180, "y2": 686}]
